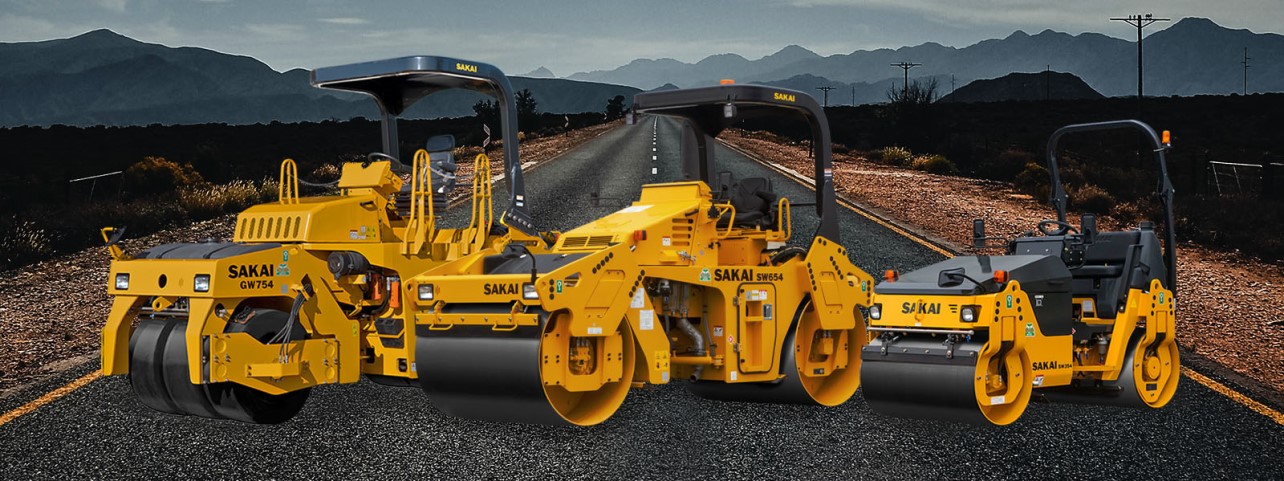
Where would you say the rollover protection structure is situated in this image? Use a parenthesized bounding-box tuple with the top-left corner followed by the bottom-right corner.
(861, 120, 1180, 425)
(404, 84, 875, 425)
(100, 56, 541, 423)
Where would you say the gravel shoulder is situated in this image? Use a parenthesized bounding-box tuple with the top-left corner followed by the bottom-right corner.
(723, 130, 1284, 394)
(0, 121, 617, 396)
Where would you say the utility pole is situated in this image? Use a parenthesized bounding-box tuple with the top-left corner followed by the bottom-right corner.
(815, 86, 835, 107)
(891, 62, 922, 97)
(950, 74, 956, 94)
(851, 85, 856, 105)
(1045, 64, 1051, 101)
(1242, 47, 1251, 95)
(1111, 13, 1169, 119)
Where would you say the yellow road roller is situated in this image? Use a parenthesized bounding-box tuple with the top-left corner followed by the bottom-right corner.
(404, 84, 875, 425)
(861, 120, 1180, 425)
(100, 56, 542, 423)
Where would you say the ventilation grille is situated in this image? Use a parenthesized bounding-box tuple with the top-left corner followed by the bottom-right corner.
(236, 215, 304, 242)
(560, 235, 614, 249)
(670, 218, 694, 247)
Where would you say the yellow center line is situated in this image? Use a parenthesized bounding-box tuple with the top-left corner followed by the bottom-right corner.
(1182, 367, 1284, 427)
(0, 371, 101, 428)
(727, 139, 1284, 426)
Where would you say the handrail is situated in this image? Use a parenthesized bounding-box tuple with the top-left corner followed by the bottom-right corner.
(278, 158, 299, 204)
(468, 153, 494, 253)
(713, 202, 736, 238)
(404, 149, 435, 255)
(775, 197, 792, 241)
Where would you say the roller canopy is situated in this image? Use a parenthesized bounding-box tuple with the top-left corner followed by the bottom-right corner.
(633, 85, 840, 241)
(310, 55, 535, 236)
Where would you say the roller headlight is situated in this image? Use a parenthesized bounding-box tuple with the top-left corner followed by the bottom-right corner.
(418, 284, 435, 301)
(114, 273, 130, 290)
(869, 303, 882, 320)
(193, 274, 210, 293)
(522, 283, 539, 300)
(960, 306, 977, 323)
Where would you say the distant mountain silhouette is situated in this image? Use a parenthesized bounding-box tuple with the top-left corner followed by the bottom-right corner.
(521, 66, 556, 78)
(569, 18, 1283, 98)
(938, 71, 1103, 103)
(0, 30, 640, 127)
(649, 83, 680, 92)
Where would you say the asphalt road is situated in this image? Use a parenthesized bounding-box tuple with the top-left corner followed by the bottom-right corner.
(2, 117, 1281, 480)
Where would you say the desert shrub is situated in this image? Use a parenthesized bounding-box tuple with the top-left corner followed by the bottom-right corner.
(1069, 184, 1116, 214)
(876, 146, 913, 166)
(0, 216, 54, 270)
(980, 148, 1036, 180)
(179, 180, 270, 219)
(123, 156, 204, 198)
(910, 154, 960, 175)
(831, 143, 851, 155)
(1014, 162, 1051, 199)
(309, 163, 341, 181)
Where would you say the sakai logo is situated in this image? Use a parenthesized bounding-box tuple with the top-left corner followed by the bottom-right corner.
(772, 92, 795, 102)
(456, 62, 478, 73)
(1032, 361, 1072, 371)
(483, 283, 521, 295)
(901, 301, 941, 315)
(712, 268, 785, 282)
(228, 264, 274, 279)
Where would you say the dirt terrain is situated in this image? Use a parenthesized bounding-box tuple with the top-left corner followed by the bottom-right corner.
(0, 122, 616, 395)
(724, 130, 1284, 393)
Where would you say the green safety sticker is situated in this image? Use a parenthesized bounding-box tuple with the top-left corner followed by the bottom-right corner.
(282, 251, 289, 262)
(1158, 292, 1165, 304)
(556, 279, 564, 293)
(1025, 322, 1035, 337)
(861, 281, 868, 292)
(699, 268, 711, 282)
(1006, 295, 1013, 309)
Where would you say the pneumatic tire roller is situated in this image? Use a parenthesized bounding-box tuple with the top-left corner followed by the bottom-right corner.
(100, 56, 543, 423)
(861, 120, 1181, 425)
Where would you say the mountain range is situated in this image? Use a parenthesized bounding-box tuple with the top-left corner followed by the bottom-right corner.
(570, 18, 1283, 100)
(0, 30, 640, 127)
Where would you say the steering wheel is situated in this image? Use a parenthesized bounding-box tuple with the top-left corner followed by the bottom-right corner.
(1037, 219, 1078, 236)
(364, 152, 397, 165)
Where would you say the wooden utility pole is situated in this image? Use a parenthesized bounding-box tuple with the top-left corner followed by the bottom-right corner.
(891, 61, 921, 97)
(1110, 14, 1169, 118)
(815, 86, 835, 107)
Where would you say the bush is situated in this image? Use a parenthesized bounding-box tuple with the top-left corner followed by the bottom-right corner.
(980, 148, 1036, 180)
(1069, 184, 1116, 215)
(123, 156, 204, 198)
(0, 216, 53, 270)
(876, 146, 913, 166)
(179, 180, 271, 220)
(1014, 162, 1051, 199)
(910, 154, 959, 175)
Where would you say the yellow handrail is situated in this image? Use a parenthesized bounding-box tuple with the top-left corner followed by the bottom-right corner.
(775, 197, 792, 241)
(404, 149, 434, 255)
(713, 202, 736, 238)
(468, 153, 494, 252)
(278, 158, 299, 204)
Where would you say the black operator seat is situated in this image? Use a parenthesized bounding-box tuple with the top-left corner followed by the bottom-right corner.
(1067, 222, 1165, 319)
(397, 134, 458, 217)
(722, 177, 777, 229)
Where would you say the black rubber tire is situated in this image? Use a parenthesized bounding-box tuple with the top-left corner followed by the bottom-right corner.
(205, 308, 312, 424)
(128, 319, 183, 414)
(160, 321, 222, 419)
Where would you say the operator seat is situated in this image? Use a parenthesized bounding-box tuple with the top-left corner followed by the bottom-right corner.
(396, 134, 458, 218)
(719, 177, 777, 229)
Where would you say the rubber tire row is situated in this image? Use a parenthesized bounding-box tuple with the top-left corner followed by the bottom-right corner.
(128, 310, 311, 424)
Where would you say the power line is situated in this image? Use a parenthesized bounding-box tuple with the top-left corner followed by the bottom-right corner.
(1110, 13, 1169, 118)
(815, 86, 835, 107)
(890, 61, 921, 97)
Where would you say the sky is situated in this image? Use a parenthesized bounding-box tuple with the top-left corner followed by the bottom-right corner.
(0, 0, 1279, 75)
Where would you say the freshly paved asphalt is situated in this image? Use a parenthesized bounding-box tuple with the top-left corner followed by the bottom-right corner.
(2, 117, 1280, 480)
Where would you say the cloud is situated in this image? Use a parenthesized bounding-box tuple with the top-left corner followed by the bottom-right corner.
(319, 17, 369, 25)
(92, 0, 129, 13)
